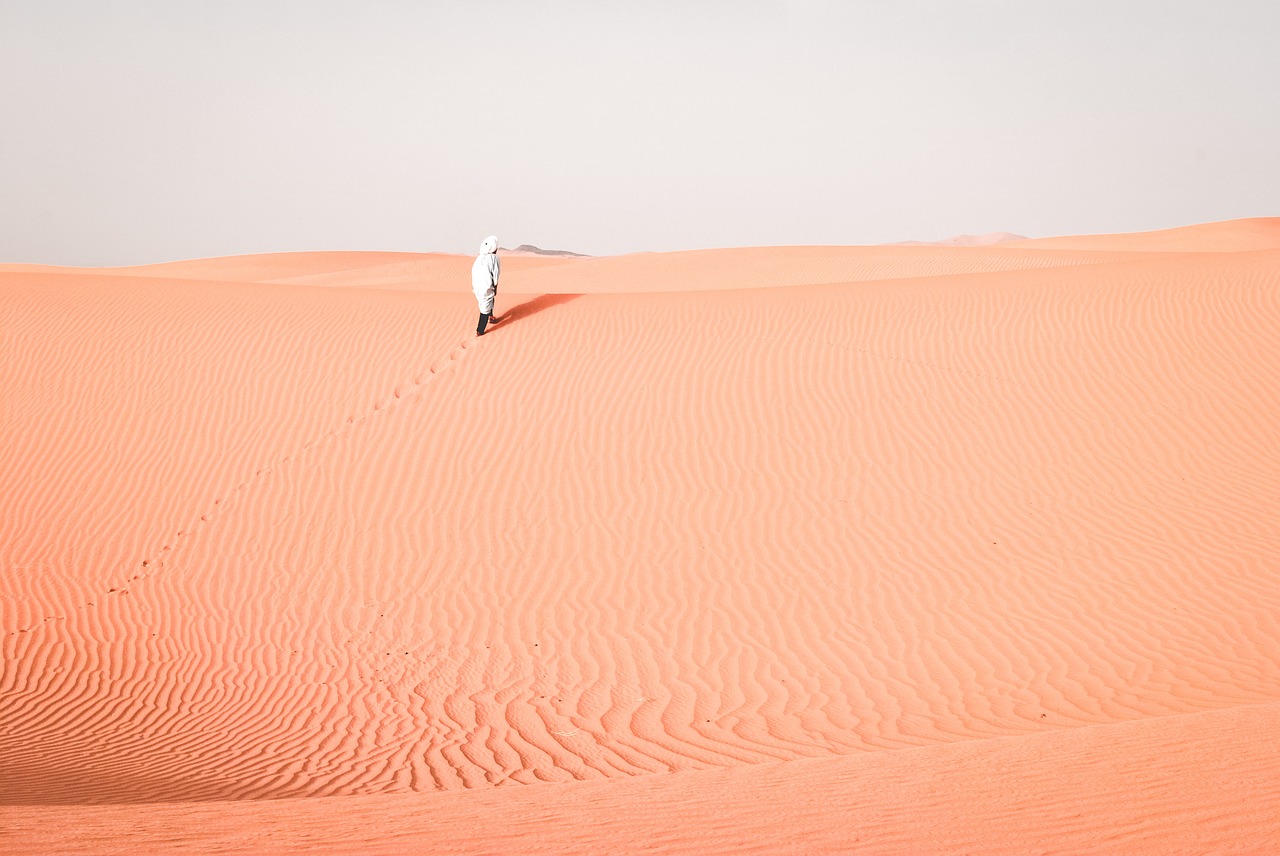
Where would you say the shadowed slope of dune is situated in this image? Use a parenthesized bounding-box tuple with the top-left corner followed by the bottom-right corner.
(2, 219, 1279, 850)
(7, 702, 1279, 854)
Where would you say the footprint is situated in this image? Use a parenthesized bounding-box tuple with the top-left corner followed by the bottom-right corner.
(133, 341, 478, 577)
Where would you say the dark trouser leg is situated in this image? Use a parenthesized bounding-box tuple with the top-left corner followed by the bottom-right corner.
(476, 312, 491, 335)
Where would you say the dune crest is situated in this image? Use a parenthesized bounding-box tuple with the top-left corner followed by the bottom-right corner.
(1014, 216, 1280, 252)
(891, 231, 1027, 246)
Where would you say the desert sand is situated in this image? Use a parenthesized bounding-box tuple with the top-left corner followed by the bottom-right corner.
(3, 218, 1280, 853)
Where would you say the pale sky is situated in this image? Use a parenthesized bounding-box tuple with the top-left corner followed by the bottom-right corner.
(3, 1, 1277, 265)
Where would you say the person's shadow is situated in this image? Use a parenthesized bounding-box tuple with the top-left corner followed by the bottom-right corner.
(492, 293, 580, 331)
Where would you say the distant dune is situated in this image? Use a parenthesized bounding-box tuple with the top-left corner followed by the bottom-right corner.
(1014, 217, 1280, 252)
(504, 243, 591, 258)
(891, 231, 1028, 246)
(3, 218, 1280, 853)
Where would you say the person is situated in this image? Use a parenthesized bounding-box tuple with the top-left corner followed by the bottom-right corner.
(471, 235, 501, 335)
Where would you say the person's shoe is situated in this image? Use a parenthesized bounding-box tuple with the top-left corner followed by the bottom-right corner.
(489, 315, 501, 324)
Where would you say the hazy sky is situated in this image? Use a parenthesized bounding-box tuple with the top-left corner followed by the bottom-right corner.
(3, 1, 1278, 264)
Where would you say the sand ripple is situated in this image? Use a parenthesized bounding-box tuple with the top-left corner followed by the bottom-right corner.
(3, 222, 1279, 850)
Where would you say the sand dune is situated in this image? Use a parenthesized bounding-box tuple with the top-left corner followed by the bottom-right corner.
(891, 231, 1027, 246)
(1014, 216, 1280, 253)
(8, 702, 1279, 853)
(3, 219, 1279, 851)
(2, 251, 576, 291)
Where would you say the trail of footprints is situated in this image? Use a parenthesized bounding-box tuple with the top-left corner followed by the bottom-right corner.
(9, 326, 1011, 636)
(9, 336, 481, 635)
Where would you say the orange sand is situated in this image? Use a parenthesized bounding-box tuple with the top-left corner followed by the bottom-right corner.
(3, 218, 1279, 852)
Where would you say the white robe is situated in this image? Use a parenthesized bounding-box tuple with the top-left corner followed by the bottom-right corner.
(471, 235, 500, 313)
